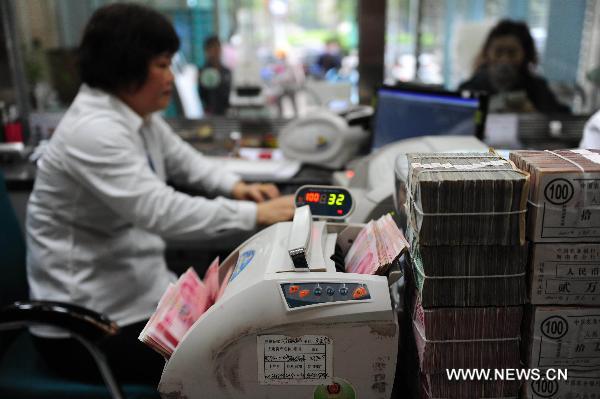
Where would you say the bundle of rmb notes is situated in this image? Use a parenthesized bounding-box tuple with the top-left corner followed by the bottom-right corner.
(407, 228, 528, 307)
(510, 149, 600, 242)
(139, 258, 229, 358)
(403, 153, 529, 307)
(344, 214, 410, 275)
(412, 297, 523, 373)
(402, 152, 528, 398)
(406, 152, 529, 246)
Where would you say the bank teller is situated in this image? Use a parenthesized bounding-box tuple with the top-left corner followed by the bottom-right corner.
(459, 19, 569, 114)
(26, 3, 294, 384)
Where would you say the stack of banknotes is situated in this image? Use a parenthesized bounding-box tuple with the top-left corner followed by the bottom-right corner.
(413, 297, 522, 372)
(139, 258, 226, 358)
(408, 228, 528, 307)
(344, 213, 410, 275)
(510, 149, 600, 242)
(345, 213, 410, 275)
(406, 153, 528, 246)
(402, 153, 529, 398)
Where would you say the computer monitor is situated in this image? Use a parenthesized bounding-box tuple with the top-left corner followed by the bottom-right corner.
(371, 85, 487, 149)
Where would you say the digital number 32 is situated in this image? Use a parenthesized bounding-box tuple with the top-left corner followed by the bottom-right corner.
(328, 193, 345, 206)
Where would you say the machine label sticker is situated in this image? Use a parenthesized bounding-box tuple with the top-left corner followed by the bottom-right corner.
(229, 249, 255, 282)
(257, 335, 333, 385)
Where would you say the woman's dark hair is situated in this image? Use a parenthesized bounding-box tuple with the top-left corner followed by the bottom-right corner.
(477, 19, 538, 70)
(204, 35, 221, 51)
(78, 3, 180, 93)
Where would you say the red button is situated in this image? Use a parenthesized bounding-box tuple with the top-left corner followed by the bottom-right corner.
(289, 285, 300, 294)
(299, 289, 310, 298)
(353, 287, 368, 299)
(337, 209, 343, 215)
(327, 383, 341, 394)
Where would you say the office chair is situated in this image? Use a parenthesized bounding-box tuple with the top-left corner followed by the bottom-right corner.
(0, 171, 158, 399)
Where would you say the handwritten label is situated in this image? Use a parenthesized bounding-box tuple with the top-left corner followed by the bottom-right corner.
(258, 335, 333, 385)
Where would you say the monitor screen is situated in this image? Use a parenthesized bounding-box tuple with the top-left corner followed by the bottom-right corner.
(371, 86, 485, 149)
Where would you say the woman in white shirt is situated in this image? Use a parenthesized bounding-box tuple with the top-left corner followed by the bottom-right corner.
(27, 3, 294, 385)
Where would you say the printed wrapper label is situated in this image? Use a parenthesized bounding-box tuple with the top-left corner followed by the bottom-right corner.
(529, 173, 600, 242)
(257, 335, 333, 385)
(526, 307, 600, 374)
(523, 372, 600, 399)
(529, 243, 600, 306)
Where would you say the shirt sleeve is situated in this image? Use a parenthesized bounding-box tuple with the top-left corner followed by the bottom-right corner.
(580, 111, 600, 149)
(61, 119, 257, 240)
(153, 115, 240, 196)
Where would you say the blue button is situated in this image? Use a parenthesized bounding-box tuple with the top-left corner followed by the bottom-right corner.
(339, 287, 348, 296)
(314, 287, 322, 296)
(326, 287, 335, 296)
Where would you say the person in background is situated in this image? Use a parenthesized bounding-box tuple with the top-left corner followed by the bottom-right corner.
(27, 3, 294, 385)
(272, 49, 304, 117)
(459, 19, 569, 114)
(313, 38, 343, 79)
(198, 35, 231, 115)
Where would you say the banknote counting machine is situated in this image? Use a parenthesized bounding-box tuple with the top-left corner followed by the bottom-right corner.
(159, 186, 400, 399)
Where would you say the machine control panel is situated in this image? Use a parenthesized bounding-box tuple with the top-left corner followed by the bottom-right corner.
(294, 185, 354, 219)
(281, 282, 370, 309)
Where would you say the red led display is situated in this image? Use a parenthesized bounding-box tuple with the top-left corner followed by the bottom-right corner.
(294, 186, 353, 219)
(305, 192, 321, 203)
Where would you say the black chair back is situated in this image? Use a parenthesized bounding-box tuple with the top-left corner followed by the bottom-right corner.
(0, 171, 28, 307)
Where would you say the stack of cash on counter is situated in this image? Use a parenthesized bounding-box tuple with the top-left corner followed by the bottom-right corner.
(511, 150, 600, 399)
(404, 152, 529, 399)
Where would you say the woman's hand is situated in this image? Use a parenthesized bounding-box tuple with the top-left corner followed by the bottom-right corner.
(232, 182, 280, 203)
(256, 195, 296, 226)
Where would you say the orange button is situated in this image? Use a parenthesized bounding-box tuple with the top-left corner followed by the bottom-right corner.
(289, 285, 300, 294)
(299, 289, 310, 298)
(353, 287, 368, 299)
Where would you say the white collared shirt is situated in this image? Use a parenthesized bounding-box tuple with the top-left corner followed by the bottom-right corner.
(580, 110, 600, 149)
(26, 85, 256, 336)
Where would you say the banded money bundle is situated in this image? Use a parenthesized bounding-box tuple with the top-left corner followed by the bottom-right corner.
(414, 323, 521, 373)
(411, 232, 528, 277)
(523, 306, 600, 373)
(414, 299, 523, 341)
(402, 152, 529, 398)
(407, 153, 529, 246)
(412, 297, 522, 373)
(410, 241, 527, 307)
(510, 149, 600, 242)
